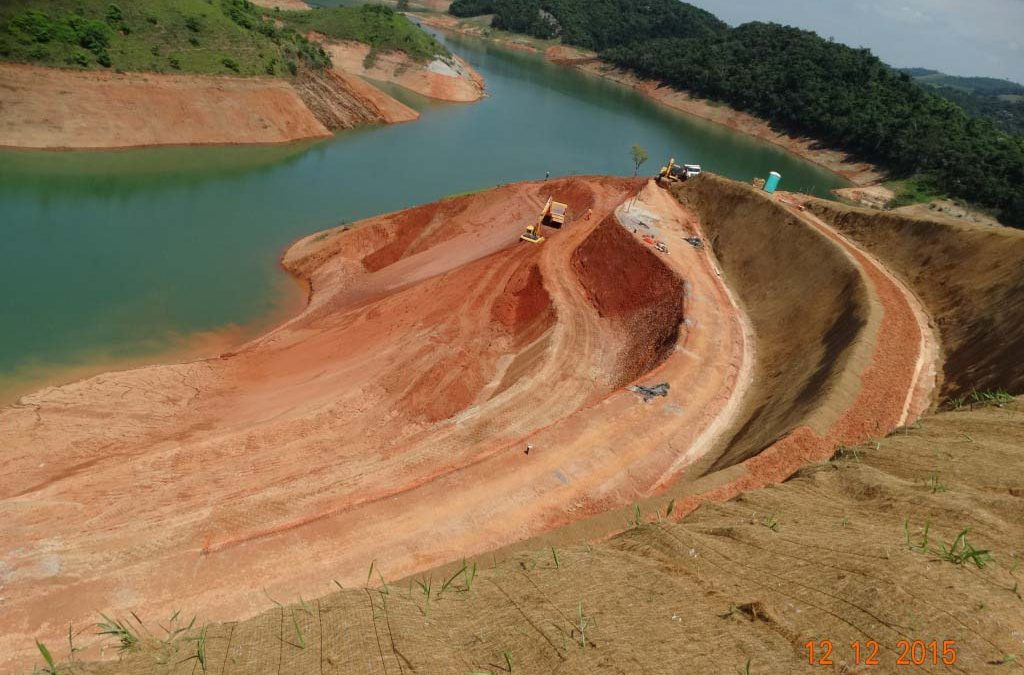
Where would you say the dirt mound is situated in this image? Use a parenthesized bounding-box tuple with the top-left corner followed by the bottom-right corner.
(73, 398, 1024, 675)
(572, 213, 685, 386)
(805, 198, 1024, 400)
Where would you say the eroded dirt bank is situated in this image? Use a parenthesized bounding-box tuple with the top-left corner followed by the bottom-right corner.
(0, 177, 752, 669)
(320, 39, 485, 102)
(804, 197, 1024, 399)
(0, 63, 415, 150)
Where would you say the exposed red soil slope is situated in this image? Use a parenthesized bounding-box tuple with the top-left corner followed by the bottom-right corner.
(321, 40, 485, 102)
(0, 63, 414, 150)
(0, 177, 753, 670)
(572, 214, 686, 387)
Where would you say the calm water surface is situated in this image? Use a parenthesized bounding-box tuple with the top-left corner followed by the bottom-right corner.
(0, 32, 848, 400)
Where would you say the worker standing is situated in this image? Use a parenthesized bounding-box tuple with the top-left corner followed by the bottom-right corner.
(545, 171, 550, 181)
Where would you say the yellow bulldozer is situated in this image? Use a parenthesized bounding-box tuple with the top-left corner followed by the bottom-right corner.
(520, 196, 568, 244)
(657, 157, 702, 184)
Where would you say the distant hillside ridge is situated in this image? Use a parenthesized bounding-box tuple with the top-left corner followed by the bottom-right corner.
(900, 67, 1024, 136)
(900, 67, 1024, 96)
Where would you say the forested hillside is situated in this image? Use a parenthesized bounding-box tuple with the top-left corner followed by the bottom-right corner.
(450, 0, 1024, 227)
(451, 0, 725, 47)
(901, 68, 1024, 136)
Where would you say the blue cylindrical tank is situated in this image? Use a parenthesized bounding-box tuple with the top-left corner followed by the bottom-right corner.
(764, 171, 781, 193)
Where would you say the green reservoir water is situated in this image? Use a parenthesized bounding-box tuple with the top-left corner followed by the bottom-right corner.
(0, 32, 848, 401)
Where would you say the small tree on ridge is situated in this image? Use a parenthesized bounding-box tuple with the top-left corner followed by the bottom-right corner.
(631, 144, 649, 176)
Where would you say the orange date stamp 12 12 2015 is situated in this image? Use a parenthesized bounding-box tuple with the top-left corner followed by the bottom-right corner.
(806, 639, 959, 667)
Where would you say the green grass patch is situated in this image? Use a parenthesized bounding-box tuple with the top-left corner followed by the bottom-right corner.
(0, 0, 330, 75)
(281, 4, 445, 62)
(884, 175, 946, 208)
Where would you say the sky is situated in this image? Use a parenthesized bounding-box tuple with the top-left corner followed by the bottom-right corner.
(685, 0, 1024, 84)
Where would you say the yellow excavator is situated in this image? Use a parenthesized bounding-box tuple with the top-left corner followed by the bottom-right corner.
(657, 157, 702, 184)
(520, 196, 568, 244)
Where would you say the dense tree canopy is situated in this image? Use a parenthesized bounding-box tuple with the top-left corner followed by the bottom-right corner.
(450, 1, 1024, 227)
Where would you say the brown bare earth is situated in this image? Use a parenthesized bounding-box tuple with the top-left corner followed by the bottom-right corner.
(320, 39, 485, 102)
(803, 196, 1024, 399)
(834, 184, 897, 209)
(0, 63, 415, 150)
(7, 174, 1023, 673)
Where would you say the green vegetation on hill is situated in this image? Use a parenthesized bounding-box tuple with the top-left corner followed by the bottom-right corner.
(900, 68, 1024, 136)
(451, 0, 726, 48)
(0, 0, 328, 75)
(281, 3, 446, 62)
(449, 2, 1024, 227)
(0, 1, 442, 76)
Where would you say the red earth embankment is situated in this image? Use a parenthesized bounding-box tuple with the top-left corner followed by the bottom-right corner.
(0, 63, 416, 150)
(0, 176, 755, 670)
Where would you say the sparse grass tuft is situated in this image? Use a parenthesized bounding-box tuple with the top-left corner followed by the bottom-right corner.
(35, 639, 59, 675)
(573, 602, 592, 648)
(935, 529, 993, 568)
(923, 471, 949, 493)
(631, 503, 644, 528)
(415, 576, 432, 617)
(96, 613, 141, 653)
(904, 517, 931, 552)
(832, 443, 862, 462)
(761, 513, 779, 532)
(288, 609, 306, 649)
(969, 389, 1013, 408)
(904, 520, 993, 568)
(184, 626, 207, 671)
(441, 561, 466, 594)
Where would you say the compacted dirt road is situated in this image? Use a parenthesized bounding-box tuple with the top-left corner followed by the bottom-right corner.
(0, 177, 751, 668)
